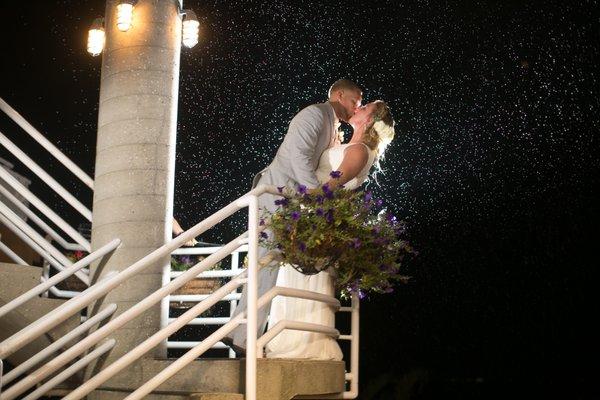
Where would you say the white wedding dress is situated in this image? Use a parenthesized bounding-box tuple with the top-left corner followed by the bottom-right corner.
(265, 143, 376, 359)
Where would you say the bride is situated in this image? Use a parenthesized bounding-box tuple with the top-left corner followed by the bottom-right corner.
(265, 99, 396, 359)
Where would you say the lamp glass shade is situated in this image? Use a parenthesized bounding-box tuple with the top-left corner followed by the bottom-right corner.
(182, 19, 200, 48)
(116, 2, 134, 31)
(87, 27, 105, 56)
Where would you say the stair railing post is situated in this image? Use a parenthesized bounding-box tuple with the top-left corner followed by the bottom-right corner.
(246, 194, 259, 400)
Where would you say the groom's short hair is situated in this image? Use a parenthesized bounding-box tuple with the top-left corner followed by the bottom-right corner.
(328, 79, 362, 99)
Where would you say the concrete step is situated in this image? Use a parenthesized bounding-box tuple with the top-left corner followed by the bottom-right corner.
(0, 262, 81, 366)
(86, 358, 345, 400)
(189, 394, 243, 400)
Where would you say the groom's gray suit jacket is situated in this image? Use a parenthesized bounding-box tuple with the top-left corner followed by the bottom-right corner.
(230, 102, 338, 347)
(252, 101, 338, 195)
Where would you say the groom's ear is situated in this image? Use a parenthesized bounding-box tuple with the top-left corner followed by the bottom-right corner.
(330, 89, 342, 102)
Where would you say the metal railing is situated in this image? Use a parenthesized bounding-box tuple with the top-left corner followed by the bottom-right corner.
(165, 245, 248, 357)
(0, 186, 268, 400)
(0, 97, 93, 189)
(0, 237, 120, 398)
(0, 239, 120, 319)
(0, 97, 93, 292)
(0, 185, 360, 400)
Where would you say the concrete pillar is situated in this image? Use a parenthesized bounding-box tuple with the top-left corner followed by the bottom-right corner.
(90, 0, 181, 364)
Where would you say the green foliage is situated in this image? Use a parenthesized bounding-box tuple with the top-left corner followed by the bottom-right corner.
(261, 175, 416, 298)
(170, 255, 222, 271)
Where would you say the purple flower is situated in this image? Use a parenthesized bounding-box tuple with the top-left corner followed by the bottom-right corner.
(259, 219, 265, 226)
(298, 242, 307, 252)
(260, 232, 269, 239)
(374, 237, 388, 246)
(330, 170, 343, 179)
(316, 208, 324, 216)
(291, 211, 301, 220)
(321, 184, 334, 199)
(277, 186, 285, 193)
(180, 255, 193, 265)
(349, 238, 362, 248)
(297, 184, 307, 195)
(274, 198, 289, 207)
(325, 209, 334, 224)
(316, 195, 324, 204)
(364, 191, 373, 202)
(386, 213, 397, 224)
(375, 199, 384, 207)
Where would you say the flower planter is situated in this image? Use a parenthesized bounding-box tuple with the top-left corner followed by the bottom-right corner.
(170, 278, 221, 309)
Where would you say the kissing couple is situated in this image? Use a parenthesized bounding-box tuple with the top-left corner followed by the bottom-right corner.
(223, 79, 396, 359)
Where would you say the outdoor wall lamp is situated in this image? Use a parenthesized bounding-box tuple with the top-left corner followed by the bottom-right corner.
(87, 18, 106, 56)
(116, 0, 136, 32)
(182, 10, 199, 48)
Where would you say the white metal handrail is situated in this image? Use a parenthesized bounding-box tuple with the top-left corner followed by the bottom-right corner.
(0, 239, 120, 318)
(0, 131, 92, 221)
(0, 165, 90, 251)
(0, 240, 26, 265)
(256, 320, 339, 357)
(0, 186, 278, 400)
(121, 285, 340, 400)
(0, 202, 88, 284)
(0, 184, 85, 251)
(1, 185, 360, 399)
(21, 339, 116, 400)
(295, 297, 360, 400)
(63, 263, 252, 400)
(0, 272, 119, 400)
(0, 97, 94, 189)
(0, 201, 75, 267)
(0, 212, 79, 283)
(1, 304, 117, 385)
(0, 232, 251, 400)
(166, 244, 247, 356)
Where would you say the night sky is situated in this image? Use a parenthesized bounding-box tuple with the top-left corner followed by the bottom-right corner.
(1, 0, 599, 398)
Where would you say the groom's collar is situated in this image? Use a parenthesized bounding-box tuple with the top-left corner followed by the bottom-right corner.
(326, 101, 340, 130)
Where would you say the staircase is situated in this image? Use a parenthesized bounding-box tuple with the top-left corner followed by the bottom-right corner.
(0, 97, 357, 399)
(0, 263, 79, 367)
(0, 258, 347, 400)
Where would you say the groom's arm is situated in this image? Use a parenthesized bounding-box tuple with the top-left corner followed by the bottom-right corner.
(284, 106, 324, 188)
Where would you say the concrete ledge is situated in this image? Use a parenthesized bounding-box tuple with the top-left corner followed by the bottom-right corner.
(92, 358, 345, 400)
(189, 394, 244, 400)
(0, 263, 80, 366)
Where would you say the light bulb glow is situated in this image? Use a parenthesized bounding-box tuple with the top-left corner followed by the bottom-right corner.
(116, 2, 134, 32)
(182, 19, 199, 48)
(87, 26, 105, 56)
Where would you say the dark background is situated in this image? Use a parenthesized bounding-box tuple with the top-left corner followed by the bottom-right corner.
(0, 0, 598, 398)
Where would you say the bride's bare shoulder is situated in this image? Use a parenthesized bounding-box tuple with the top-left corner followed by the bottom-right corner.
(342, 143, 369, 163)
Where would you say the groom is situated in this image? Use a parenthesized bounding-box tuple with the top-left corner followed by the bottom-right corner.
(224, 79, 363, 354)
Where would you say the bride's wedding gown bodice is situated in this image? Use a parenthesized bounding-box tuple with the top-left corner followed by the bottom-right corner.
(316, 143, 376, 190)
(266, 143, 375, 360)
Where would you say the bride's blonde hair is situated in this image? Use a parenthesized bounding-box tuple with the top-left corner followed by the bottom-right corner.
(361, 100, 395, 181)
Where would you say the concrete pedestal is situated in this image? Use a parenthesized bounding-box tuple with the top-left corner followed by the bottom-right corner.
(89, 0, 182, 366)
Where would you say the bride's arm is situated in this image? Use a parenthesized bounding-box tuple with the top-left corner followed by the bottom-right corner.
(324, 144, 369, 189)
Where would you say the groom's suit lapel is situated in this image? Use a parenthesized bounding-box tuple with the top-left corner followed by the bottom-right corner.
(322, 102, 336, 148)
